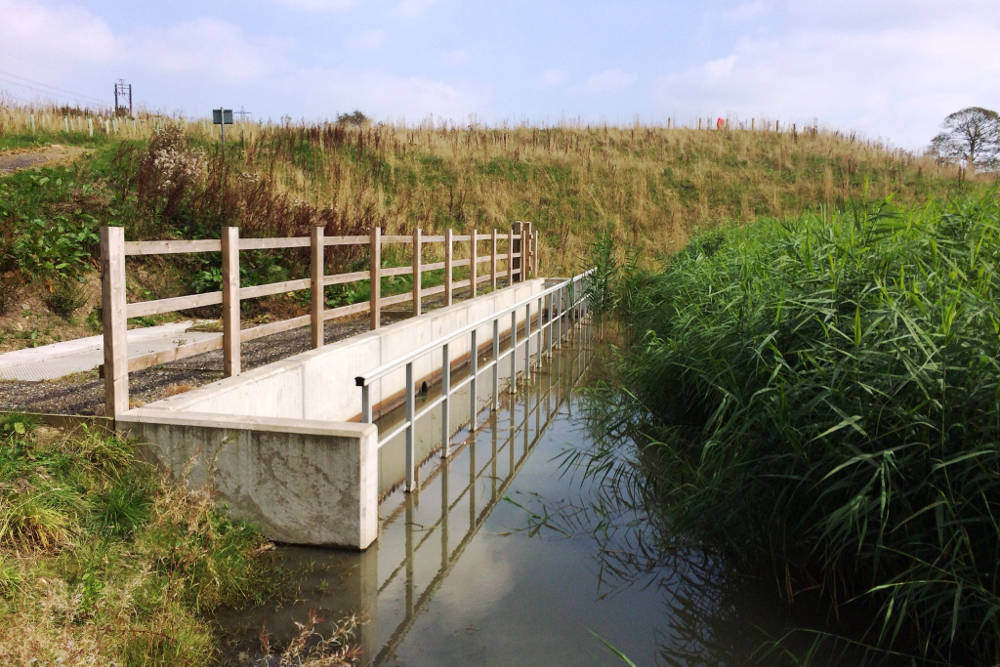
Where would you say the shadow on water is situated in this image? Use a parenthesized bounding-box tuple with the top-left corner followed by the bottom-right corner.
(216, 323, 855, 665)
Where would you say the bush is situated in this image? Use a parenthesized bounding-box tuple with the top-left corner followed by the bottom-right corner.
(600, 192, 1000, 663)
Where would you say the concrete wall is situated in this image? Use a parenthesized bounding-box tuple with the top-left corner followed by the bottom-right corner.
(145, 279, 546, 422)
(117, 409, 378, 549)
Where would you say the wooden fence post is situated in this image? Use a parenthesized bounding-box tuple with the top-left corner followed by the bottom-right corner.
(412, 227, 422, 316)
(490, 228, 497, 289)
(514, 221, 523, 282)
(535, 228, 541, 275)
(524, 222, 532, 278)
(222, 227, 241, 377)
(445, 228, 453, 306)
(370, 227, 381, 330)
(470, 227, 477, 298)
(310, 226, 324, 348)
(507, 227, 514, 285)
(101, 226, 128, 417)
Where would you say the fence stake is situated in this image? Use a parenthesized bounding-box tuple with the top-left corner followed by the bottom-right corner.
(524, 222, 532, 278)
(444, 228, 453, 306)
(310, 226, 324, 348)
(441, 342, 450, 457)
(490, 228, 497, 289)
(370, 227, 381, 330)
(405, 361, 415, 492)
(469, 329, 478, 432)
(470, 228, 477, 298)
(222, 227, 241, 377)
(514, 222, 523, 282)
(507, 227, 514, 285)
(412, 227, 422, 317)
(100, 226, 128, 417)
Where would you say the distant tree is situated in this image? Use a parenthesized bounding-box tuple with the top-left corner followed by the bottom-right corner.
(336, 110, 370, 127)
(929, 107, 1000, 171)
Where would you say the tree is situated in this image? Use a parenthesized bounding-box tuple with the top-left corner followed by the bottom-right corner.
(336, 110, 370, 127)
(929, 107, 1000, 171)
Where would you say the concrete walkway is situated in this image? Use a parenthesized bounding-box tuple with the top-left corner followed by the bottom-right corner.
(0, 321, 220, 381)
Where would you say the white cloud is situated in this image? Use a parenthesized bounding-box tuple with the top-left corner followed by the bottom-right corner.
(654, 3, 1000, 148)
(272, 0, 357, 11)
(123, 18, 288, 84)
(580, 68, 637, 95)
(392, 0, 438, 18)
(538, 69, 565, 87)
(350, 29, 386, 50)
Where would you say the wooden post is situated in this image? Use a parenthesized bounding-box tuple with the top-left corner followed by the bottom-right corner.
(470, 227, 477, 298)
(310, 226, 324, 348)
(524, 222, 532, 278)
(775, 120, 780, 132)
(100, 226, 128, 417)
(514, 221, 523, 282)
(667, 117, 671, 129)
(751, 118, 755, 132)
(507, 227, 514, 285)
(533, 228, 540, 276)
(370, 227, 381, 330)
(88, 118, 93, 137)
(445, 228, 453, 306)
(412, 227, 422, 316)
(221, 227, 240, 377)
(698, 118, 702, 131)
(490, 228, 497, 289)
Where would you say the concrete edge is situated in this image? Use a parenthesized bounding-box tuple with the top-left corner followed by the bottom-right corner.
(118, 407, 376, 440)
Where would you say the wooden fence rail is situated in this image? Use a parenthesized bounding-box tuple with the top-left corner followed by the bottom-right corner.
(100, 223, 538, 416)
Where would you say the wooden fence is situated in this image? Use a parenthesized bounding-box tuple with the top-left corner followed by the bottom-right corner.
(100, 222, 540, 417)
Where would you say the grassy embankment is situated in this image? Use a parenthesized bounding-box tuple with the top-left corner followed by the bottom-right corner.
(586, 191, 1000, 663)
(0, 413, 271, 663)
(0, 413, 360, 664)
(0, 102, 972, 351)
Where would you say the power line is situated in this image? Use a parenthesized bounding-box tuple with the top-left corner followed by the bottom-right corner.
(0, 69, 106, 106)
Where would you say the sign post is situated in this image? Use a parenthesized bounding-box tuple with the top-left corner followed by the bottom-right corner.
(212, 108, 234, 159)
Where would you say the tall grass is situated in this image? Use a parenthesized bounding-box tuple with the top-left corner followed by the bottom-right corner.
(589, 191, 1000, 663)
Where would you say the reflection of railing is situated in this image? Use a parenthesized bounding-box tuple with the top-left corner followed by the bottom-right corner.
(355, 269, 593, 492)
(373, 333, 591, 665)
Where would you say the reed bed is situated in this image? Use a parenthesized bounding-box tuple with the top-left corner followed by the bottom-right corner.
(588, 191, 1000, 663)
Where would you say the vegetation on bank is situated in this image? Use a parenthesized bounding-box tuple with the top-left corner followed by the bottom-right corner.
(1, 102, 975, 350)
(0, 413, 359, 665)
(585, 191, 1000, 663)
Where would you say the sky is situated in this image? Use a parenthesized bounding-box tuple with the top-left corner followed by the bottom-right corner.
(1, 0, 998, 150)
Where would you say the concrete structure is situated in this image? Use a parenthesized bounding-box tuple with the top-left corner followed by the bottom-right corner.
(116, 279, 549, 550)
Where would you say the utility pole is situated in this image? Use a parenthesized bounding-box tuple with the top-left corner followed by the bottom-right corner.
(113, 79, 132, 117)
(234, 106, 252, 122)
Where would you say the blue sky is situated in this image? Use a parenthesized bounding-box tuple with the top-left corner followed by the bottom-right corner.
(2, 0, 998, 149)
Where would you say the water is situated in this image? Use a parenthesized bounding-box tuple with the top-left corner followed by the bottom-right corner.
(219, 332, 827, 665)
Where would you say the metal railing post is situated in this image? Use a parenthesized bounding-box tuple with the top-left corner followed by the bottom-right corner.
(441, 343, 450, 457)
(524, 302, 531, 381)
(510, 310, 517, 393)
(405, 361, 415, 492)
(361, 384, 371, 423)
(469, 329, 478, 432)
(492, 318, 500, 410)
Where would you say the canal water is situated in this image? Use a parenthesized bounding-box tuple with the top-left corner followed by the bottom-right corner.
(219, 330, 825, 665)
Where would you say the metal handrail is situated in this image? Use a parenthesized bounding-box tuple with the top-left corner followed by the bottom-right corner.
(355, 269, 592, 388)
(355, 268, 593, 493)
